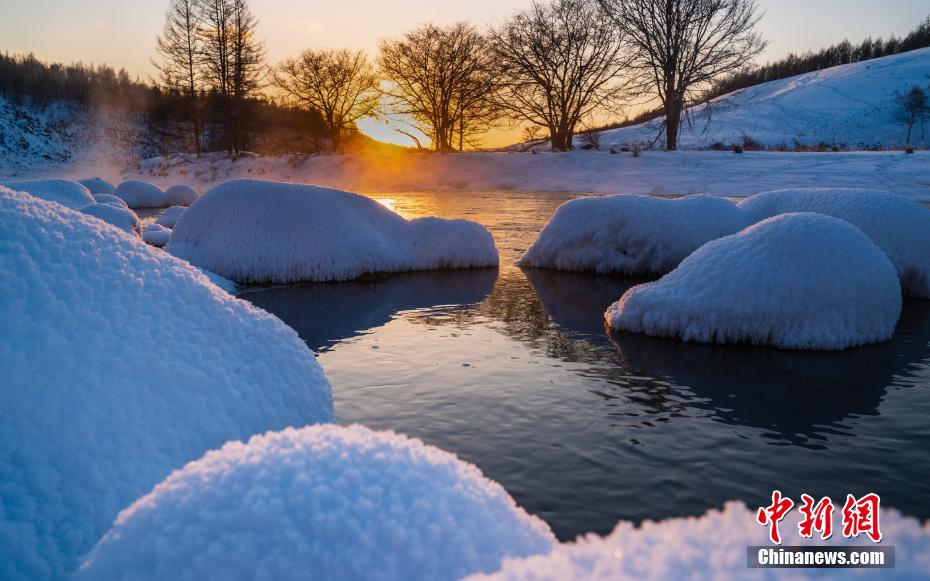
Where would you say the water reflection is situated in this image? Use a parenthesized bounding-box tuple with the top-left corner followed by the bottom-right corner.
(240, 268, 498, 352)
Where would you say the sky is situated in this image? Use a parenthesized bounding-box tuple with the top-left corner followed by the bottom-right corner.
(1, 0, 928, 146)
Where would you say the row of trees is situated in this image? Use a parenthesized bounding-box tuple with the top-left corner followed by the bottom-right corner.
(708, 17, 930, 100)
(239, 0, 766, 152)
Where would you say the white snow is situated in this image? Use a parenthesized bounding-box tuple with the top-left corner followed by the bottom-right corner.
(163, 183, 198, 206)
(154, 204, 186, 228)
(80, 202, 141, 235)
(114, 179, 166, 208)
(519, 194, 747, 275)
(606, 213, 902, 350)
(78, 177, 116, 196)
(470, 502, 930, 580)
(79, 424, 556, 581)
(597, 47, 930, 150)
(167, 179, 499, 283)
(142, 223, 171, 247)
(739, 188, 930, 298)
(0, 187, 333, 579)
(92, 193, 128, 208)
(1, 178, 95, 209)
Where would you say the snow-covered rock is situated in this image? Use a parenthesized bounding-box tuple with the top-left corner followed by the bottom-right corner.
(79, 425, 555, 581)
(0, 186, 333, 579)
(470, 502, 930, 580)
(80, 202, 141, 235)
(142, 223, 171, 247)
(78, 177, 116, 196)
(519, 194, 747, 275)
(163, 183, 198, 206)
(1, 178, 95, 210)
(93, 193, 128, 208)
(154, 204, 186, 228)
(606, 213, 902, 350)
(739, 188, 930, 298)
(168, 179, 499, 283)
(114, 179, 166, 208)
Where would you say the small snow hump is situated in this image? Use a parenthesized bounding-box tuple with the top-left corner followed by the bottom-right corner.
(606, 213, 902, 350)
(740, 187, 930, 298)
(0, 187, 333, 578)
(78, 425, 555, 581)
(1, 178, 96, 210)
(114, 179, 166, 208)
(167, 179, 499, 284)
(78, 177, 116, 196)
(163, 183, 198, 206)
(519, 194, 748, 276)
(80, 202, 141, 235)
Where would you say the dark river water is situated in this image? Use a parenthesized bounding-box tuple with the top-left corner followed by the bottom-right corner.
(235, 190, 930, 541)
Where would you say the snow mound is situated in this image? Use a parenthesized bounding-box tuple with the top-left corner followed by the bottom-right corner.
(470, 502, 930, 580)
(80, 202, 141, 235)
(167, 179, 499, 283)
(163, 183, 198, 206)
(0, 187, 333, 579)
(1, 178, 95, 209)
(79, 424, 555, 581)
(739, 188, 930, 298)
(142, 223, 171, 247)
(519, 194, 747, 275)
(154, 204, 186, 228)
(606, 213, 902, 350)
(114, 179, 166, 208)
(93, 193, 128, 208)
(78, 177, 116, 196)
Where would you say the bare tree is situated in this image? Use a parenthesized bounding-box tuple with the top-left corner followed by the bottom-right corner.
(153, 0, 203, 155)
(199, 0, 264, 151)
(378, 23, 498, 152)
(491, 0, 630, 151)
(274, 50, 379, 152)
(893, 85, 928, 144)
(600, 0, 766, 150)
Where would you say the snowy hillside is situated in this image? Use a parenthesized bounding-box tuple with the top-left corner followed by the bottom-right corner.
(596, 47, 930, 150)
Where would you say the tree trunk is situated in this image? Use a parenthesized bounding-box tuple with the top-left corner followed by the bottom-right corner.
(665, 99, 681, 151)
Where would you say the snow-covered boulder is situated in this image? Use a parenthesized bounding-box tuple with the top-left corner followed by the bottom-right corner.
(606, 213, 902, 350)
(469, 502, 930, 580)
(80, 202, 141, 235)
(78, 177, 116, 196)
(0, 187, 333, 579)
(114, 179, 166, 208)
(740, 188, 930, 298)
(519, 194, 747, 275)
(163, 183, 198, 206)
(93, 193, 128, 208)
(142, 223, 171, 247)
(168, 179, 499, 283)
(154, 204, 186, 228)
(1, 178, 95, 210)
(79, 425, 555, 581)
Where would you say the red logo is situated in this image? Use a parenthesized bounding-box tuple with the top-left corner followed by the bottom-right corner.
(756, 492, 882, 544)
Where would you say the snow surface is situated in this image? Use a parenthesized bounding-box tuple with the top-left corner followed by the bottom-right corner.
(596, 47, 930, 150)
(114, 179, 166, 208)
(1, 178, 95, 209)
(0, 187, 333, 579)
(470, 502, 930, 580)
(154, 204, 186, 228)
(92, 193, 128, 208)
(519, 194, 747, 275)
(78, 178, 116, 196)
(167, 179, 499, 283)
(606, 213, 902, 350)
(739, 188, 930, 298)
(164, 183, 198, 206)
(79, 424, 556, 581)
(80, 202, 141, 235)
(142, 223, 171, 247)
(126, 149, 930, 201)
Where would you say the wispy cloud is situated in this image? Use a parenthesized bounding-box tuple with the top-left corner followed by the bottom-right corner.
(287, 19, 326, 33)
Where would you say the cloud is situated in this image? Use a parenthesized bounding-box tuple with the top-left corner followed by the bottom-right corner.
(287, 19, 326, 33)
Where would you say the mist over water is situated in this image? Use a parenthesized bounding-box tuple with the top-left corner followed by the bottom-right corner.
(240, 190, 930, 540)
